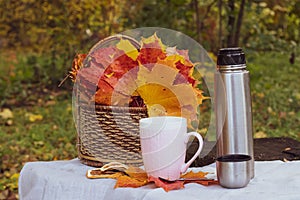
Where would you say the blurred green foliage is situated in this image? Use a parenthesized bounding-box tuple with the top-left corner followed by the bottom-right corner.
(0, 0, 298, 108)
(0, 0, 130, 53)
(242, 0, 300, 51)
(0, 0, 299, 54)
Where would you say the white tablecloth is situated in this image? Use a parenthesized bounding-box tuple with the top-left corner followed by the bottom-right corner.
(19, 159, 300, 200)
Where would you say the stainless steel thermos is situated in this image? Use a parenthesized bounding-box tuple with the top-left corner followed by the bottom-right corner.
(215, 48, 254, 188)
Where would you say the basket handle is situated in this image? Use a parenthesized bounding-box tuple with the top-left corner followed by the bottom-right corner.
(58, 34, 140, 87)
(89, 34, 141, 53)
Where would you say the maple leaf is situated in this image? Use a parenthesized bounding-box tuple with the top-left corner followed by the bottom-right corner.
(175, 49, 192, 62)
(148, 176, 184, 192)
(116, 38, 139, 60)
(137, 33, 167, 68)
(78, 65, 105, 87)
(174, 61, 195, 86)
(76, 41, 139, 105)
(93, 79, 114, 105)
(180, 170, 219, 186)
(73, 33, 208, 125)
(160, 47, 196, 86)
(75, 47, 115, 96)
(180, 170, 208, 179)
(92, 44, 139, 105)
(69, 54, 87, 82)
(133, 36, 206, 126)
(90, 46, 120, 68)
(111, 68, 141, 106)
(114, 175, 148, 188)
(124, 166, 148, 181)
(137, 83, 181, 117)
(86, 163, 217, 191)
(134, 64, 200, 126)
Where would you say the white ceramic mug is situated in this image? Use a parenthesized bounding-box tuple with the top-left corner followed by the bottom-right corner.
(139, 116, 203, 181)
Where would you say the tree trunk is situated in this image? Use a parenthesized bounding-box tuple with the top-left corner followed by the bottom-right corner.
(193, 0, 201, 43)
(227, 0, 235, 47)
(234, 0, 246, 46)
(218, 0, 223, 49)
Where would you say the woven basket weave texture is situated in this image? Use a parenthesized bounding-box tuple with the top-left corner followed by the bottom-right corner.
(77, 103, 148, 167)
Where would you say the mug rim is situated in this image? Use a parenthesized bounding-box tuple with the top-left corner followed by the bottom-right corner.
(140, 116, 186, 124)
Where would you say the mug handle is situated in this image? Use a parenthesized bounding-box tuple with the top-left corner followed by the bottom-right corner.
(180, 132, 204, 173)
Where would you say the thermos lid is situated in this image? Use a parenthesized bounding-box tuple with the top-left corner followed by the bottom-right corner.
(217, 47, 246, 66)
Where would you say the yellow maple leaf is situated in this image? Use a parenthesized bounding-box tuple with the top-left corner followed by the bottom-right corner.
(181, 170, 208, 179)
(136, 83, 181, 117)
(159, 50, 194, 72)
(116, 38, 139, 60)
(140, 32, 166, 51)
(134, 64, 200, 126)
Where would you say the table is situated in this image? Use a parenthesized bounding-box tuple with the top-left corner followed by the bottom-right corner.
(19, 158, 300, 200)
(188, 137, 300, 167)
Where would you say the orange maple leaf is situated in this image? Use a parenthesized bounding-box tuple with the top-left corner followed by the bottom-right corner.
(124, 166, 148, 181)
(114, 175, 148, 188)
(148, 176, 184, 192)
(113, 166, 149, 189)
(180, 170, 208, 179)
(180, 171, 219, 186)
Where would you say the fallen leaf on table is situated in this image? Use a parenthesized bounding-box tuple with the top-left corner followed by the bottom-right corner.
(148, 176, 184, 192)
(114, 166, 149, 188)
(114, 175, 148, 188)
(181, 170, 208, 179)
(184, 179, 219, 186)
(124, 166, 148, 181)
(86, 162, 218, 191)
(86, 163, 149, 188)
(181, 170, 219, 186)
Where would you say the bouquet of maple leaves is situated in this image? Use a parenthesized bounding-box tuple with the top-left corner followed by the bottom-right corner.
(68, 34, 207, 128)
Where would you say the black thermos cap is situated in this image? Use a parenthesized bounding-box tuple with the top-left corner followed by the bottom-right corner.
(217, 47, 246, 65)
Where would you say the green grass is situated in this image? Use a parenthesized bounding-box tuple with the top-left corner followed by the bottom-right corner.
(0, 99, 77, 198)
(247, 50, 300, 140)
(0, 51, 76, 199)
(0, 50, 299, 198)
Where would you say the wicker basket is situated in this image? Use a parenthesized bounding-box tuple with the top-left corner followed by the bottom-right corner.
(75, 35, 148, 167)
(76, 102, 148, 167)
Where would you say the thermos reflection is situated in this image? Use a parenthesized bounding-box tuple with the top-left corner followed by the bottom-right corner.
(215, 47, 254, 179)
